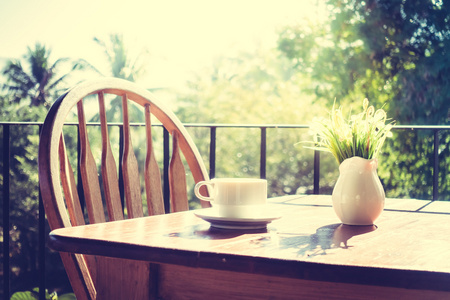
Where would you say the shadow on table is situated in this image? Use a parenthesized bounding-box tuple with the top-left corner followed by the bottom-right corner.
(167, 224, 268, 240)
(278, 223, 377, 258)
(166, 223, 375, 258)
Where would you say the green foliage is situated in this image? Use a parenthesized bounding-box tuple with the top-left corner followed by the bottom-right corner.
(277, 16, 375, 103)
(0, 45, 74, 296)
(90, 35, 149, 123)
(379, 129, 450, 200)
(1, 42, 92, 111)
(93, 33, 148, 81)
(349, 0, 450, 124)
(277, 0, 450, 199)
(10, 288, 76, 300)
(278, 0, 450, 125)
(0, 114, 40, 291)
(175, 47, 330, 196)
(0, 117, 71, 295)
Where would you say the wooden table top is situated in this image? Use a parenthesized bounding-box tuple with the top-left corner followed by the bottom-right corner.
(49, 195, 450, 292)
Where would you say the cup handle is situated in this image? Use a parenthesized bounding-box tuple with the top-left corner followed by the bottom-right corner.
(194, 181, 214, 201)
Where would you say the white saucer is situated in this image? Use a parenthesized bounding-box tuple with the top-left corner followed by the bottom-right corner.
(194, 208, 281, 230)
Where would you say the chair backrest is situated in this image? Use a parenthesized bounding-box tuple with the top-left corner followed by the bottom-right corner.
(39, 78, 210, 299)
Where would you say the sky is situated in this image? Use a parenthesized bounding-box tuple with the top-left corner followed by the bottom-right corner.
(0, 0, 328, 88)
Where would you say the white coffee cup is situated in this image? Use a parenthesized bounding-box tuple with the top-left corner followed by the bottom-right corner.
(194, 178, 267, 218)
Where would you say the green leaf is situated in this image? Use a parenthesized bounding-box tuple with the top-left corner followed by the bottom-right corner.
(58, 294, 77, 300)
(10, 291, 38, 300)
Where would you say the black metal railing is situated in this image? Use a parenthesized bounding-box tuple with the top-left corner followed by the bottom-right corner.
(1, 122, 449, 299)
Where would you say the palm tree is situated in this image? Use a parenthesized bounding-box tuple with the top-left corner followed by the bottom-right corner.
(94, 33, 148, 81)
(1, 42, 92, 107)
(0, 43, 93, 294)
(93, 34, 150, 122)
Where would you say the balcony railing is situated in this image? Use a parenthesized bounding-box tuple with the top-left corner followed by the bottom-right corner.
(1, 122, 449, 299)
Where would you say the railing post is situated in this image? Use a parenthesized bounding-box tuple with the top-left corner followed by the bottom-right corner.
(313, 150, 320, 194)
(260, 127, 267, 179)
(118, 125, 125, 209)
(2, 124, 10, 299)
(38, 125, 46, 300)
(76, 125, 86, 212)
(433, 130, 440, 201)
(209, 127, 216, 179)
(163, 128, 170, 213)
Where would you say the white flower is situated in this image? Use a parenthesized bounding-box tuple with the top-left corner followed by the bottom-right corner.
(304, 98, 395, 164)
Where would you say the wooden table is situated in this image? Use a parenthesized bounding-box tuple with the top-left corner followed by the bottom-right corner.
(49, 195, 450, 299)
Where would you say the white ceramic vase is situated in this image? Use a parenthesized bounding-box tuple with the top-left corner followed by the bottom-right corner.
(332, 157, 385, 226)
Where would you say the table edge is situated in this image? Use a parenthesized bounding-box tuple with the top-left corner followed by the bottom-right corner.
(48, 232, 450, 292)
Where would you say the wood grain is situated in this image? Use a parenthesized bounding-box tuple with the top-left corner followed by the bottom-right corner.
(39, 78, 212, 299)
(98, 91, 124, 221)
(144, 104, 164, 215)
(121, 94, 143, 218)
(96, 257, 152, 299)
(59, 134, 85, 226)
(49, 196, 450, 294)
(169, 131, 189, 212)
(77, 100, 105, 224)
(159, 264, 449, 300)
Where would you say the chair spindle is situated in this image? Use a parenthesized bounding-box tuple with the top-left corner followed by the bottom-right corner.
(144, 104, 164, 215)
(121, 94, 144, 218)
(169, 131, 189, 212)
(77, 100, 106, 224)
(98, 92, 124, 221)
(59, 135, 85, 226)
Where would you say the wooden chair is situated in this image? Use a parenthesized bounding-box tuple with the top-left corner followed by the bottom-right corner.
(39, 78, 210, 299)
